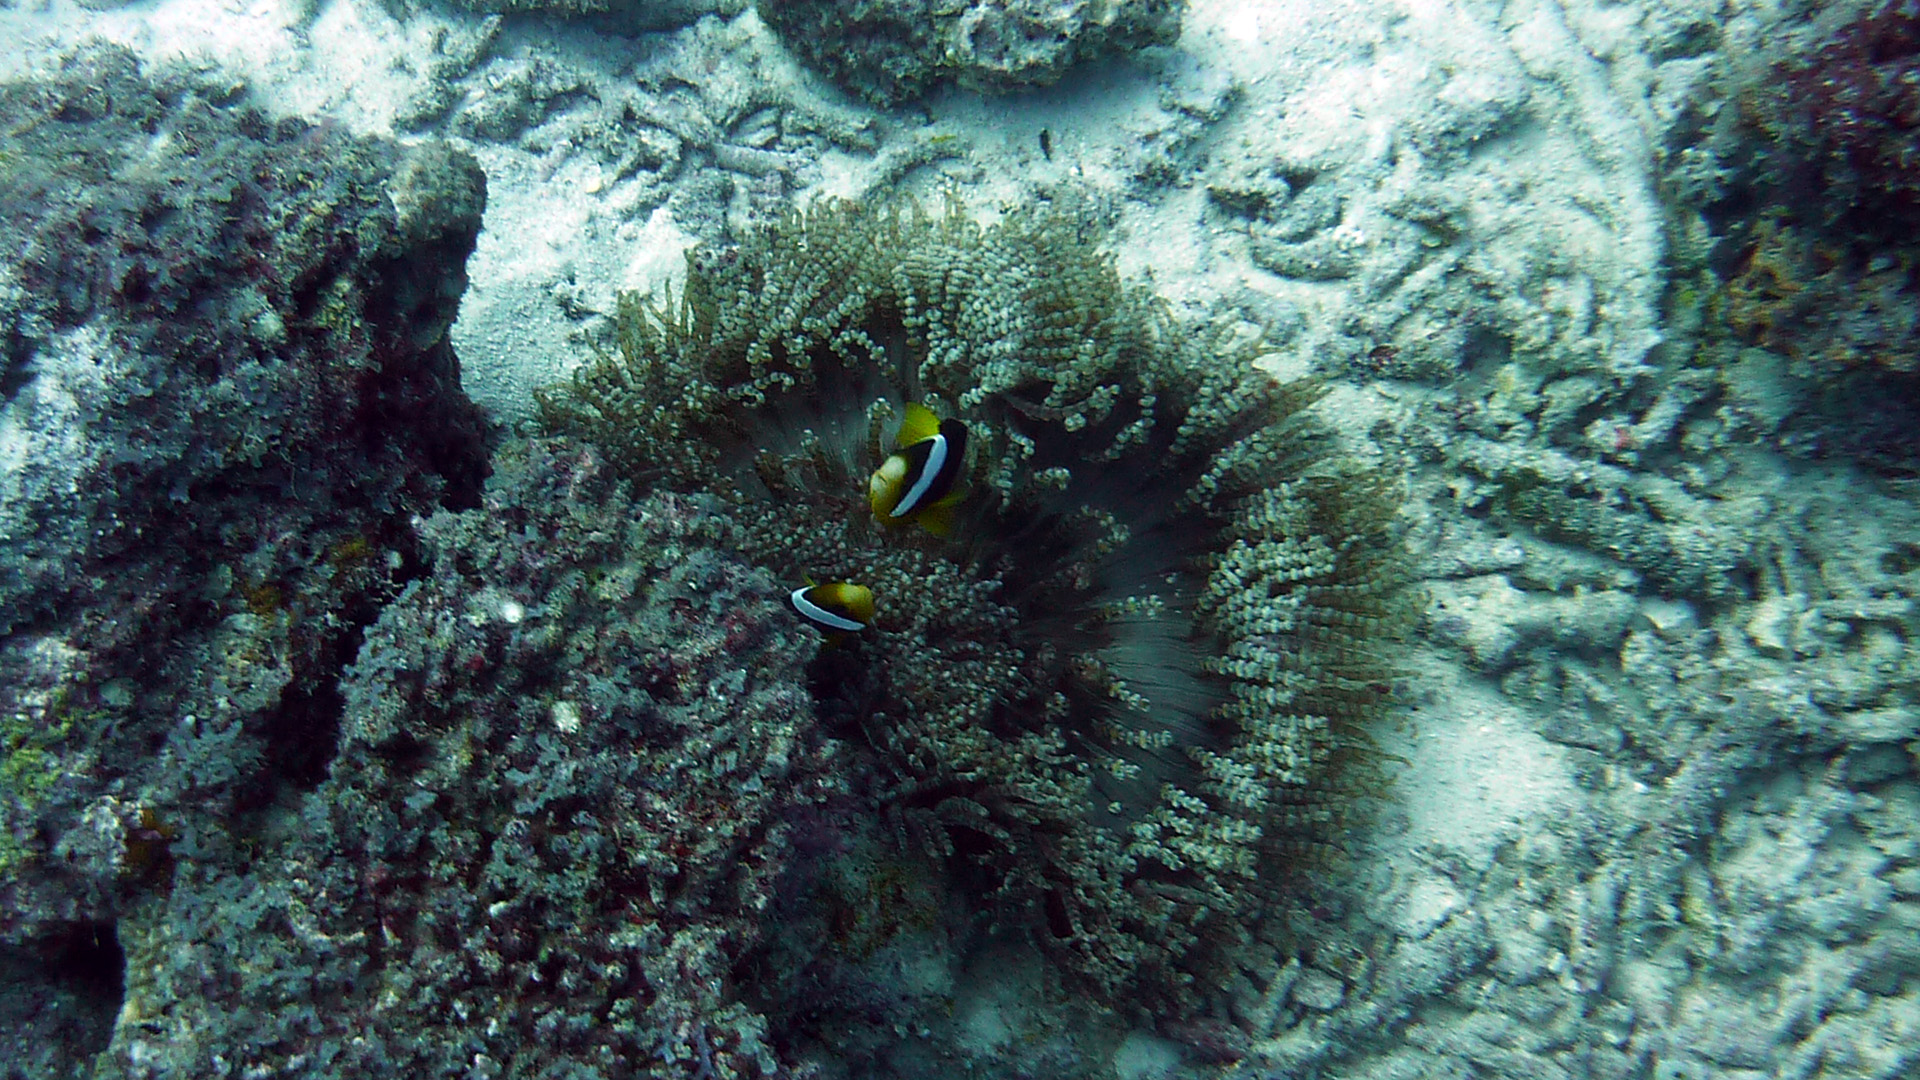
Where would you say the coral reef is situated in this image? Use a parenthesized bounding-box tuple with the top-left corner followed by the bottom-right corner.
(538, 197, 1409, 1019)
(95, 438, 834, 1078)
(755, 0, 1184, 106)
(1674, 0, 1920, 418)
(0, 45, 490, 1073)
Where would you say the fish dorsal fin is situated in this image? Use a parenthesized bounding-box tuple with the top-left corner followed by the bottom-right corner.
(896, 402, 943, 448)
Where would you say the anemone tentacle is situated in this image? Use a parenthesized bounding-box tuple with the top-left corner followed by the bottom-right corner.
(537, 197, 1411, 1014)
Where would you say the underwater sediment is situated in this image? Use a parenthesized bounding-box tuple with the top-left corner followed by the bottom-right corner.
(539, 196, 1411, 1021)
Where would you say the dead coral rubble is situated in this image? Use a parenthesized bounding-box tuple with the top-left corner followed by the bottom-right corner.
(96, 439, 833, 1079)
(756, 0, 1184, 105)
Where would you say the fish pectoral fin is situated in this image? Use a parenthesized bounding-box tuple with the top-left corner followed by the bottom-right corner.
(896, 402, 943, 446)
(912, 499, 962, 539)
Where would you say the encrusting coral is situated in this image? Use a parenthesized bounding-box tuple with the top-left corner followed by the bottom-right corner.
(538, 197, 1409, 1016)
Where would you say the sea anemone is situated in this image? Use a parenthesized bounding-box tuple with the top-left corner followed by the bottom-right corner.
(536, 197, 1408, 1013)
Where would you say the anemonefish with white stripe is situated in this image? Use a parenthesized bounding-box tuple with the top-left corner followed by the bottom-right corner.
(868, 403, 969, 537)
(789, 581, 875, 638)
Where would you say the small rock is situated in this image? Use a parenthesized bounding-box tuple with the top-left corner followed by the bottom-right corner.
(1289, 969, 1345, 1011)
(1744, 593, 1805, 658)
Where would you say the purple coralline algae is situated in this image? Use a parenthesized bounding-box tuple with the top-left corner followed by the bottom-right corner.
(1765, 0, 1920, 236)
(1695, 1, 1920, 402)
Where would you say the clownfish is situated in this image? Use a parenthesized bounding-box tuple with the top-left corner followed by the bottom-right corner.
(868, 403, 969, 537)
(789, 581, 875, 636)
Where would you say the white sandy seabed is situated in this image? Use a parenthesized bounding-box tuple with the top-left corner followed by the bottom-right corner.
(5, 0, 1918, 1077)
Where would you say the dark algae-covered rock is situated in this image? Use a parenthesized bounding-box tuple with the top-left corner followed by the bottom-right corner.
(539, 198, 1411, 1028)
(99, 439, 832, 1078)
(0, 46, 490, 1075)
